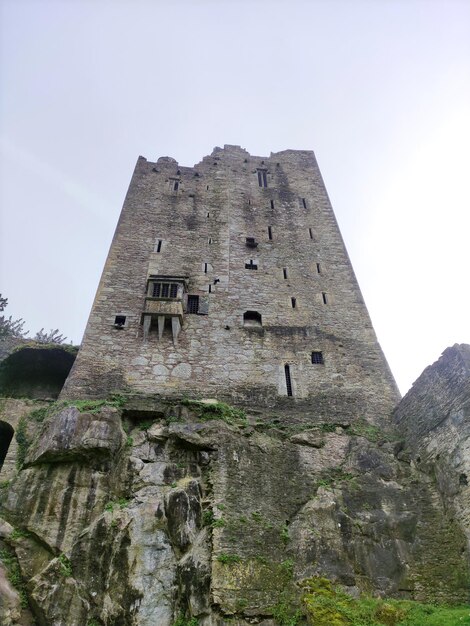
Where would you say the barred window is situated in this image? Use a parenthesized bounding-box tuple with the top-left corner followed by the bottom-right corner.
(187, 295, 199, 314)
(152, 282, 179, 298)
(311, 351, 324, 365)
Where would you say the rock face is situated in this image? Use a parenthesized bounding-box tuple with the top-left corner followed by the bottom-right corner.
(1, 390, 470, 626)
(394, 343, 470, 542)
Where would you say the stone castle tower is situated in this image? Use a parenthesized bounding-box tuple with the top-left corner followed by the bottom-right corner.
(62, 145, 399, 421)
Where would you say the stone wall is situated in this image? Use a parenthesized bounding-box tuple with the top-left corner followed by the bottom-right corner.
(62, 145, 399, 423)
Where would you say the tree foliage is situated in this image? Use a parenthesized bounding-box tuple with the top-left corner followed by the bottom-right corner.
(0, 294, 27, 339)
(0, 294, 66, 343)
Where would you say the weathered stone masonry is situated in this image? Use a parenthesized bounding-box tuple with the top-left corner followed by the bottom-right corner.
(62, 145, 399, 421)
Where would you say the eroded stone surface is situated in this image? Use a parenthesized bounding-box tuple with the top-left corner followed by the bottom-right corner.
(0, 398, 469, 625)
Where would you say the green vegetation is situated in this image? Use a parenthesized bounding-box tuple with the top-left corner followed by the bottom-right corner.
(70, 394, 126, 414)
(217, 553, 242, 564)
(212, 518, 226, 528)
(301, 577, 470, 626)
(0, 547, 28, 607)
(15, 416, 30, 469)
(58, 553, 73, 577)
(172, 616, 198, 626)
(0, 479, 10, 489)
(181, 399, 247, 426)
(10, 528, 30, 541)
(314, 468, 357, 491)
(105, 498, 130, 512)
(346, 420, 398, 443)
(280, 523, 290, 544)
(126, 435, 134, 447)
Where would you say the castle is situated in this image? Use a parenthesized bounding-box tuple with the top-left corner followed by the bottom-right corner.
(63, 145, 399, 422)
(1, 146, 470, 626)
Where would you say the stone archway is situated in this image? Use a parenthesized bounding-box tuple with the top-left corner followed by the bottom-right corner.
(0, 421, 14, 472)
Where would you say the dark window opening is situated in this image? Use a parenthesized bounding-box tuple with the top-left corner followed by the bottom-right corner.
(207, 212, 210, 217)
(173, 181, 179, 191)
(187, 295, 200, 314)
(283, 268, 288, 279)
(257, 170, 268, 187)
(208, 284, 212, 293)
(156, 240, 162, 253)
(284, 364, 293, 397)
(206, 185, 209, 190)
(243, 311, 262, 326)
(291, 297, 296, 308)
(322, 292, 328, 304)
(114, 315, 126, 328)
(460, 473, 468, 486)
(302, 198, 307, 209)
(270, 200, 274, 209)
(152, 283, 179, 298)
(245, 260, 258, 270)
(208, 238, 212, 244)
(268, 226, 273, 240)
(311, 351, 324, 365)
(204, 263, 208, 274)
(246, 237, 258, 248)
(309, 228, 313, 239)
(0, 421, 14, 472)
(316, 262, 321, 274)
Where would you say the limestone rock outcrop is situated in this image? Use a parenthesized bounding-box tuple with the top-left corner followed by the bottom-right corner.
(1, 389, 469, 625)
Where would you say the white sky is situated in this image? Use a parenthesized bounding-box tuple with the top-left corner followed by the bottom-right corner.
(0, 0, 469, 395)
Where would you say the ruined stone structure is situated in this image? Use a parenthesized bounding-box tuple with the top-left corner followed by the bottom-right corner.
(62, 145, 399, 423)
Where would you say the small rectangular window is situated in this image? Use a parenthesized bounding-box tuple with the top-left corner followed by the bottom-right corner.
(156, 240, 162, 253)
(311, 351, 324, 365)
(245, 260, 258, 270)
(283, 268, 288, 279)
(302, 198, 307, 209)
(270, 200, 274, 209)
(316, 263, 321, 274)
(322, 292, 328, 304)
(291, 297, 296, 308)
(208, 237, 212, 244)
(187, 295, 199, 314)
(161, 284, 169, 297)
(268, 226, 273, 240)
(173, 181, 179, 191)
(114, 315, 126, 327)
(152, 283, 161, 297)
(208, 284, 212, 293)
(309, 228, 313, 239)
(169, 284, 178, 298)
(204, 263, 208, 274)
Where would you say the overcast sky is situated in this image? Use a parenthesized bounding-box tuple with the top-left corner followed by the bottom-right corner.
(1, 0, 469, 395)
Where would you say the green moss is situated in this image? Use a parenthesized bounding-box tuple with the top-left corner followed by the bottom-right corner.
(180, 399, 247, 426)
(172, 617, 198, 626)
(15, 416, 30, 469)
(58, 553, 73, 577)
(217, 553, 242, 564)
(0, 547, 29, 607)
(301, 577, 470, 626)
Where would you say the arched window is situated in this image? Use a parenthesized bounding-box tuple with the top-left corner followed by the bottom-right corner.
(0, 421, 14, 472)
